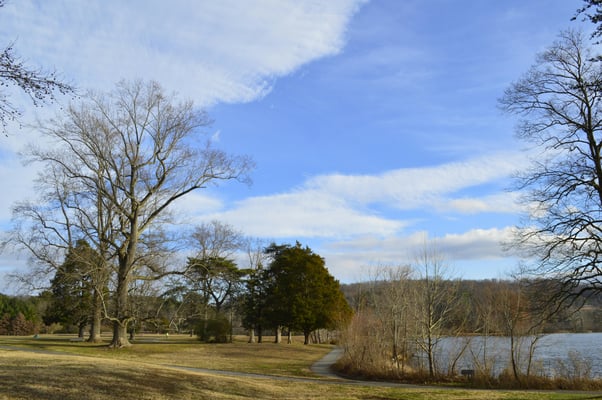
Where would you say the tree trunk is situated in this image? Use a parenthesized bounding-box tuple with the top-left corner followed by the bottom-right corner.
(248, 328, 255, 343)
(257, 325, 263, 343)
(109, 261, 132, 348)
(78, 323, 86, 338)
(510, 333, 520, 383)
(287, 330, 292, 344)
(304, 330, 310, 345)
(110, 321, 131, 348)
(87, 287, 103, 343)
(425, 332, 436, 378)
(274, 326, 282, 343)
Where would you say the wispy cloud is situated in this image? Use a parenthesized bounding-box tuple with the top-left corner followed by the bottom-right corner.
(323, 227, 518, 281)
(1, 0, 366, 106)
(202, 190, 405, 239)
(444, 193, 523, 214)
(197, 151, 526, 240)
(306, 151, 526, 210)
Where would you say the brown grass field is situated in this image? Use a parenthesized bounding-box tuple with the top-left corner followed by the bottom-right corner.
(0, 334, 598, 399)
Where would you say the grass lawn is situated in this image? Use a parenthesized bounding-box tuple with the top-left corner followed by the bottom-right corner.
(0, 335, 597, 399)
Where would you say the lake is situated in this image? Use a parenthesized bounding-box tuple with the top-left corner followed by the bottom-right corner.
(429, 332, 602, 378)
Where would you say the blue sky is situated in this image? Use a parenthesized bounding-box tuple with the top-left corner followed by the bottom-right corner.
(0, 0, 589, 285)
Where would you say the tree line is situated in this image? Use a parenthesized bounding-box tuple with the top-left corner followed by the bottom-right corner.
(338, 261, 602, 386)
(0, 293, 41, 335)
(2, 235, 351, 346)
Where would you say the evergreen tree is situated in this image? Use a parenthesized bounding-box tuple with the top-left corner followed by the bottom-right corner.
(264, 242, 352, 345)
(45, 240, 96, 337)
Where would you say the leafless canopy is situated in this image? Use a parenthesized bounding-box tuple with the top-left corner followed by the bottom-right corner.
(11, 80, 253, 347)
(499, 30, 602, 308)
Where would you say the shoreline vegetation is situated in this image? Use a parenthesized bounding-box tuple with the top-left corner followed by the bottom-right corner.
(0, 335, 599, 399)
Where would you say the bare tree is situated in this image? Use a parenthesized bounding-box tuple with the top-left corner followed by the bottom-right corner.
(411, 243, 459, 379)
(367, 265, 414, 374)
(495, 276, 550, 384)
(0, 1, 73, 133)
(12, 80, 253, 347)
(500, 29, 602, 312)
(574, 1, 602, 42)
(189, 221, 244, 260)
(7, 161, 109, 343)
(184, 221, 246, 339)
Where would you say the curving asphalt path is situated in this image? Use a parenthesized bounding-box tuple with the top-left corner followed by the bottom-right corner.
(309, 347, 344, 378)
(165, 346, 427, 388)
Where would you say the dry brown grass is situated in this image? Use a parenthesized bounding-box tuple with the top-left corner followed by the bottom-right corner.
(0, 334, 330, 377)
(0, 350, 325, 400)
(0, 336, 595, 399)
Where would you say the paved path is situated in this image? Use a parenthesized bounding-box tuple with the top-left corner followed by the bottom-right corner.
(167, 347, 352, 386)
(308, 347, 426, 389)
(309, 347, 344, 378)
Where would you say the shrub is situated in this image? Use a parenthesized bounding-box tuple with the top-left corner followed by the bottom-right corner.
(197, 316, 231, 343)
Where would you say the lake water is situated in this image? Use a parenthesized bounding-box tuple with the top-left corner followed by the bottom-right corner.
(429, 332, 602, 377)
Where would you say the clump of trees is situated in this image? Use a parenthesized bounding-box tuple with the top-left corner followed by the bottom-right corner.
(0, 293, 40, 335)
(13, 235, 350, 346)
(337, 246, 470, 382)
(337, 264, 599, 387)
(242, 242, 352, 345)
(7, 80, 253, 347)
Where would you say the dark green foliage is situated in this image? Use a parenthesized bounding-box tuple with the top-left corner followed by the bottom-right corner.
(262, 242, 352, 344)
(0, 294, 37, 322)
(186, 256, 245, 313)
(44, 240, 97, 336)
(196, 315, 231, 343)
(241, 265, 269, 341)
(0, 294, 40, 335)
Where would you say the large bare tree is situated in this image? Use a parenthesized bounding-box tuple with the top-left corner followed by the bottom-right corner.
(13, 80, 253, 347)
(500, 29, 602, 311)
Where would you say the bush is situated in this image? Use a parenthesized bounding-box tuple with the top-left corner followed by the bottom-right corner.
(197, 316, 231, 343)
(43, 323, 63, 334)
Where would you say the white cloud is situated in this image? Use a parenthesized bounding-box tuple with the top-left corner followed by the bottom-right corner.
(203, 189, 404, 239)
(306, 151, 528, 210)
(444, 192, 523, 214)
(326, 227, 514, 263)
(196, 152, 526, 241)
(0, 0, 366, 223)
(321, 227, 518, 282)
(0, 0, 366, 106)
(437, 227, 517, 260)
